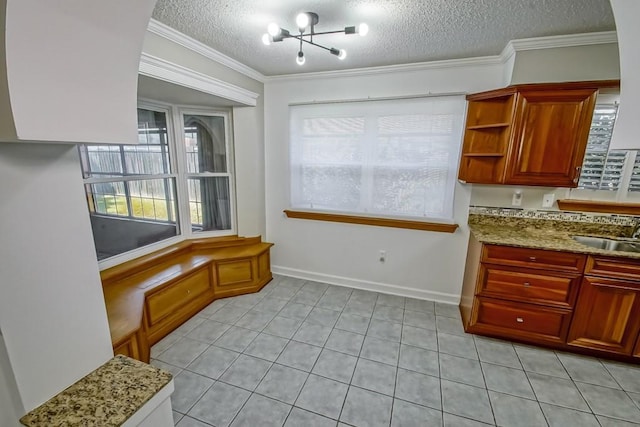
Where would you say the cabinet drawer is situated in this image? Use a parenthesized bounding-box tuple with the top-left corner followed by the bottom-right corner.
(146, 267, 211, 326)
(586, 256, 640, 281)
(483, 245, 586, 272)
(471, 297, 571, 343)
(480, 265, 579, 308)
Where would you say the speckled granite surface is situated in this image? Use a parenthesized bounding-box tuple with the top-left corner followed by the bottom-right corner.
(468, 212, 640, 259)
(20, 355, 172, 427)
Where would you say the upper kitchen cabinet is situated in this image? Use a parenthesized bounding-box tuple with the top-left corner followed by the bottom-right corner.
(0, 0, 156, 145)
(458, 81, 619, 187)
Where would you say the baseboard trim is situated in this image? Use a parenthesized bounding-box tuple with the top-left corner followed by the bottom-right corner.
(271, 266, 460, 304)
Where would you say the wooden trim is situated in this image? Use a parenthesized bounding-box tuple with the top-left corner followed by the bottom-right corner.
(283, 210, 459, 233)
(557, 199, 640, 216)
(466, 80, 620, 101)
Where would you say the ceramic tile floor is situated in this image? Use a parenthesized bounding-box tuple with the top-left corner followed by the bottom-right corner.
(151, 275, 640, 427)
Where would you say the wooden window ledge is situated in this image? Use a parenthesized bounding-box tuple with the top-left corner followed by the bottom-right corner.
(557, 199, 640, 216)
(283, 210, 459, 233)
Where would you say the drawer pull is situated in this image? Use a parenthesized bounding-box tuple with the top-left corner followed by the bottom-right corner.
(523, 282, 531, 287)
(516, 317, 524, 323)
(529, 256, 537, 261)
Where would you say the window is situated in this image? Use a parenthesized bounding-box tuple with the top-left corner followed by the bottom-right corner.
(574, 103, 640, 200)
(80, 105, 235, 262)
(289, 96, 465, 222)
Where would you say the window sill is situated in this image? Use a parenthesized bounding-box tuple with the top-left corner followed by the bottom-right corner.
(557, 199, 640, 215)
(283, 210, 459, 233)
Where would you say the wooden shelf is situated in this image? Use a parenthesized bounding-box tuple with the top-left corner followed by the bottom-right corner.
(557, 199, 640, 215)
(462, 153, 505, 158)
(466, 123, 511, 130)
(283, 210, 459, 233)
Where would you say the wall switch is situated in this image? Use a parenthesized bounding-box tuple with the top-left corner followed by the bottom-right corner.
(379, 250, 386, 263)
(542, 193, 555, 208)
(512, 190, 522, 207)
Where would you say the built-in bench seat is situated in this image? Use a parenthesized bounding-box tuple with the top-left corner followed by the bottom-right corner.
(101, 236, 273, 362)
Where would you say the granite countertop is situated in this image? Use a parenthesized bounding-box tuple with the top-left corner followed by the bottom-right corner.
(20, 355, 172, 427)
(468, 214, 640, 259)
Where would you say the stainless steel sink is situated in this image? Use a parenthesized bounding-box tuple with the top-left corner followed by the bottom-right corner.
(571, 235, 640, 253)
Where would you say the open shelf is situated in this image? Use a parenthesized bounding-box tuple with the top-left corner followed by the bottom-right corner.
(462, 153, 505, 157)
(466, 123, 511, 130)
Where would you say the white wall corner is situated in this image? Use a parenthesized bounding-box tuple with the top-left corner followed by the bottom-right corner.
(138, 53, 260, 106)
(272, 266, 462, 304)
(146, 18, 266, 83)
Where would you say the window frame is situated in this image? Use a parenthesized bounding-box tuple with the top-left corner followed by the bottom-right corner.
(287, 95, 465, 226)
(172, 106, 237, 236)
(84, 100, 237, 270)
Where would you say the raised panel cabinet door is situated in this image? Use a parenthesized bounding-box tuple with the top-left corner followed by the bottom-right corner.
(505, 89, 597, 186)
(567, 277, 640, 355)
(635, 334, 640, 358)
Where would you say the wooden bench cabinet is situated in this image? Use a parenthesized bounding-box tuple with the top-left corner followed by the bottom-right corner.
(104, 236, 273, 362)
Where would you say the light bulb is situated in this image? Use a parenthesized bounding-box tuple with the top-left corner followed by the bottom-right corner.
(261, 33, 271, 46)
(296, 13, 310, 30)
(358, 23, 369, 36)
(338, 49, 347, 60)
(296, 51, 305, 65)
(267, 23, 281, 36)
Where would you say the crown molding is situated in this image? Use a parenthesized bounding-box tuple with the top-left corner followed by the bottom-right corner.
(264, 55, 504, 82)
(146, 18, 266, 83)
(146, 18, 616, 84)
(501, 31, 617, 57)
(139, 53, 259, 106)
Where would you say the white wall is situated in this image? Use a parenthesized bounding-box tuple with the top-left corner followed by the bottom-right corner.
(142, 32, 266, 238)
(0, 332, 22, 427)
(264, 62, 504, 302)
(510, 43, 620, 84)
(0, 143, 113, 411)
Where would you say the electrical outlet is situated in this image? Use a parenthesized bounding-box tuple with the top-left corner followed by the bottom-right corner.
(512, 190, 522, 207)
(379, 250, 386, 263)
(542, 193, 555, 208)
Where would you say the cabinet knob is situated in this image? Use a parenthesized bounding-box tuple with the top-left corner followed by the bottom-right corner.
(523, 282, 531, 287)
(187, 290, 191, 294)
(516, 317, 524, 323)
(529, 256, 537, 261)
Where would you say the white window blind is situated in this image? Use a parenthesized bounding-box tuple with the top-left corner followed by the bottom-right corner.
(289, 96, 465, 221)
(628, 154, 640, 192)
(578, 104, 625, 190)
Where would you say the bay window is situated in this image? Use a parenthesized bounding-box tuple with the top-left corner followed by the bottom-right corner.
(80, 104, 235, 262)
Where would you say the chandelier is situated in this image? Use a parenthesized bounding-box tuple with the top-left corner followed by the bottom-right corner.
(262, 12, 369, 65)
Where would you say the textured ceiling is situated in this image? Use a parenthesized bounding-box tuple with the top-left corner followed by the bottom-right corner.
(152, 0, 615, 76)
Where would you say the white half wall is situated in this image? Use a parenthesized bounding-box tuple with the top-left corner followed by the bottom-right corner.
(0, 143, 113, 411)
(264, 62, 504, 303)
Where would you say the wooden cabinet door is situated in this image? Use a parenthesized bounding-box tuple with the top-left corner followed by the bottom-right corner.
(567, 277, 640, 355)
(505, 89, 597, 186)
(634, 335, 640, 359)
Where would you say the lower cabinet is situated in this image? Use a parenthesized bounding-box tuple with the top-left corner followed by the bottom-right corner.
(460, 236, 640, 362)
(567, 276, 640, 355)
(471, 297, 572, 344)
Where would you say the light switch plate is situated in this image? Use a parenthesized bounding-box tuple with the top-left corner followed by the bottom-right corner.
(542, 193, 555, 208)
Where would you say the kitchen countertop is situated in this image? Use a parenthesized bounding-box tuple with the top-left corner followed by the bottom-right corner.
(20, 355, 172, 427)
(468, 214, 640, 259)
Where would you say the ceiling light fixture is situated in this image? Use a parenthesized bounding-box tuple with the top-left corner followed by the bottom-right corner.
(262, 12, 368, 65)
